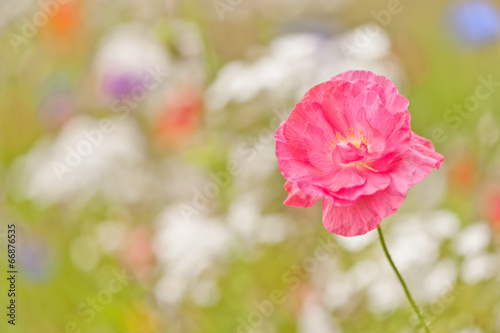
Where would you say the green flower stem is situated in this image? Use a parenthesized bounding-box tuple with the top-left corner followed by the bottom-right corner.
(377, 226, 431, 333)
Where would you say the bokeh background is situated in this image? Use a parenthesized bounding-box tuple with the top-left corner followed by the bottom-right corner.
(1, 0, 500, 332)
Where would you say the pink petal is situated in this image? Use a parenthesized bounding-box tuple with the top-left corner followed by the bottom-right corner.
(301, 80, 336, 104)
(331, 166, 391, 202)
(322, 184, 405, 236)
(320, 82, 351, 132)
(275, 122, 314, 180)
(313, 166, 366, 193)
(284, 181, 320, 208)
(304, 123, 337, 170)
(284, 101, 335, 143)
(333, 70, 409, 114)
(389, 132, 445, 195)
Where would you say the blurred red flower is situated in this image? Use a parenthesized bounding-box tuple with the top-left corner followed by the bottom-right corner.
(154, 86, 203, 148)
(480, 181, 500, 229)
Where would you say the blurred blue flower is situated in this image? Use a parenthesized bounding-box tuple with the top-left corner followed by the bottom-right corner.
(39, 90, 76, 129)
(20, 237, 53, 282)
(446, 0, 500, 46)
(38, 73, 76, 129)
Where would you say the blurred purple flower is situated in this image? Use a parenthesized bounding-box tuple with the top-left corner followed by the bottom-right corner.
(103, 72, 143, 99)
(446, 0, 500, 46)
(92, 24, 171, 103)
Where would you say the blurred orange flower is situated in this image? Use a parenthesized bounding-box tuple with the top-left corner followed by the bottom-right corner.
(47, 1, 80, 41)
(449, 153, 476, 192)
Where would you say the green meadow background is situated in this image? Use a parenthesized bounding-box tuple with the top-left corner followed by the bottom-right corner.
(1, 0, 500, 332)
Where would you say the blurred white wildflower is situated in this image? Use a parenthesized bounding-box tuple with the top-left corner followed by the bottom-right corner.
(0, 0, 32, 33)
(169, 20, 206, 85)
(95, 221, 128, 254)
(367, 276, 403, 313)
(298, 292, 340, 333)
(335, 230, 377, 253)
(324, 210, 462, 312)
(477, 111, 499, 148)
(12, 116, 147, 206)
(348, 260, 382, 291)
(385, 212, 460, 304)
(388, 215, 440, 271)
(453, 222, 491, 257)
(206, 27, 404, 112)
(460, 253, 498, 284)
(323, 272, 356, 310)
(190, 279, 220, 307)
(420, 259, 458, 303)
(227, 193, 288, 246)
(229, 137, 277, 187)
(423, 210, 460, 240)
(455, 326, 484, 333)
(153, 207, 230, 305)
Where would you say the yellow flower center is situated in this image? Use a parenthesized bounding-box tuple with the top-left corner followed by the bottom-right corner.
(328, 128, 369, 152)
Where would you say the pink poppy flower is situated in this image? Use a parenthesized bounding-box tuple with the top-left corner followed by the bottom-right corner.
(275, 71, 444, 236)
